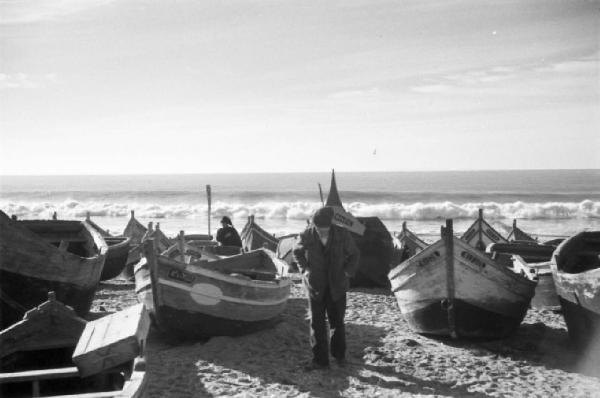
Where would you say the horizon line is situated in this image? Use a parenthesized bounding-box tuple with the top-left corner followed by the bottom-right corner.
(1, 168, 599, 178)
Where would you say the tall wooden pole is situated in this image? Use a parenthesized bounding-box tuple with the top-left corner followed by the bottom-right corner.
(443, 219, 457, 338)
(206, 185, 212, 237)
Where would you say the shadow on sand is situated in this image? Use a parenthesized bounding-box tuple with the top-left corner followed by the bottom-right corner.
(183, 296, 493, 398)
(430, 321, 600, 380)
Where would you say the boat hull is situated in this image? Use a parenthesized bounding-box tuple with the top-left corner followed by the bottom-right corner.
(100, 237, 131, 280)
(550, 231, 600, 349)
(402, 298, 527, 338)
(390, 234, 535, 339)
(138, 241, 291, 339)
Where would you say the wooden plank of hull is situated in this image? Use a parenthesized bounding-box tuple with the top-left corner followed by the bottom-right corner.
(389, 234, 535, 338)
(0, 293, 87, 358)
(0, 295, 147, 398)
(100, 237, 132, 281)
(550, 231, 600, 347)
(133, 258, 154, 314)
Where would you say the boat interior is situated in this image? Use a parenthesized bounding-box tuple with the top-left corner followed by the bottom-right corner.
(558, 235, 600, 274)
(19, 220, 98, 258)
(0, 345, 134, 398)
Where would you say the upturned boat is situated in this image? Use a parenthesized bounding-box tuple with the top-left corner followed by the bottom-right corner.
(550, 231, 600, 348)
(0, 211, 107, 328)
(0, 293, 148, 398)
(389, 219, 536, 339)
(135, 238, 291, 339)
(324, 170, 393, 288)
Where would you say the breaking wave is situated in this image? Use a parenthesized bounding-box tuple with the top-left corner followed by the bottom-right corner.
(2, 199, 599, 221)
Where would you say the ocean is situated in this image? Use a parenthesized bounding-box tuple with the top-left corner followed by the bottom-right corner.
(1, 170, 599, 242)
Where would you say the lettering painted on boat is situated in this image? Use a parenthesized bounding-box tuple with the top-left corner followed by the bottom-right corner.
(485, 228, 501, 242)
(189, 283, 222, 306)
(168, 268, 194, 284)
(460, 251, 487, 268)
(462, 229, 475, 242)
(417, 251, 440, 267)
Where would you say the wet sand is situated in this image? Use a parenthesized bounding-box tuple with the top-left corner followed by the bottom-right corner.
(92, 277, 600, 397)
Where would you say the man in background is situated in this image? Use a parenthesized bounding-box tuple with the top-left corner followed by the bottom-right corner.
(216, 216, 243, 248)
(293, 207, 360, 370)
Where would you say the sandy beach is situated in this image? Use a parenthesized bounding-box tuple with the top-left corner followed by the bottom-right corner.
(91, 276, 600, 398)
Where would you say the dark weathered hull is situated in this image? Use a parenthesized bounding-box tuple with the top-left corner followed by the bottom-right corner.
(0, 212, 106, 328)
(351, 254, 392, 288)
(154, 305, 281, 339)
(351, 216, 394, 289)
(100, 237, 132, 280)
(403, 298, 527, 338)
(0, 270, 97, 327)
(559, 296, 600, 347)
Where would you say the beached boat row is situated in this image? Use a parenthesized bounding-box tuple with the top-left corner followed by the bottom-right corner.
(388, 215, 600, 352)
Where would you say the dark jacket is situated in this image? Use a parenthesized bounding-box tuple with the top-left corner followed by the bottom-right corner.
(216, 226, 243, 248)
(292, 224, 360, 301)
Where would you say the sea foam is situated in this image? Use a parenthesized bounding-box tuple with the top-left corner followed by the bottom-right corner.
(2, 199, 598, 221)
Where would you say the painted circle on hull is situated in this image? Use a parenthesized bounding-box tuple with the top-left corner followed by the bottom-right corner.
(189, 283, 222, 306)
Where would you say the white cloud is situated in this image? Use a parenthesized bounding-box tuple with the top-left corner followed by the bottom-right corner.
(0, 73, 58, 89)
(0, 0, 115, 24)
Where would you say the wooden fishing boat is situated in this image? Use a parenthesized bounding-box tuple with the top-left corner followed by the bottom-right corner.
(392, 221, 429, 265)
(275, 234, 300, 272)
(100, 236, 132, 280)
(240, 215, 279, 252)
(0, 211, 107, 328)
(506, 219, 536, 242)
(389, 219, 536, 339)
(324, 170, 393, 288)
(0, 293, 148, 398)
(85, 213, 132, 281)
(511, 256, 559, 310)
(135, 238, 292, 339)
(487, 240, 561, 310)
(461, 209, 508, 251)
(549, 231, 600, 348)
(121, 211, 148, 277)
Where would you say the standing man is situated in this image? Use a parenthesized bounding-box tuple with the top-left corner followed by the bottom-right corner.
(293, 206, 360, 370)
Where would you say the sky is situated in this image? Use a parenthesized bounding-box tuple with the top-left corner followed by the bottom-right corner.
(0, 0, 598, 174)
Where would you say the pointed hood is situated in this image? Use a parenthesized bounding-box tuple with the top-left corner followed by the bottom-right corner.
(325, 169, 344, 209)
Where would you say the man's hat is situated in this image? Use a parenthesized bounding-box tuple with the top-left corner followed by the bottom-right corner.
(220, 216, 232, 225)
(312, 207, 333, 228)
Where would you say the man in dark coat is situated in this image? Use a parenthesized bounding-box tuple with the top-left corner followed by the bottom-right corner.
(293, 206, 360, 370)
(216, 216, 243, 248)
